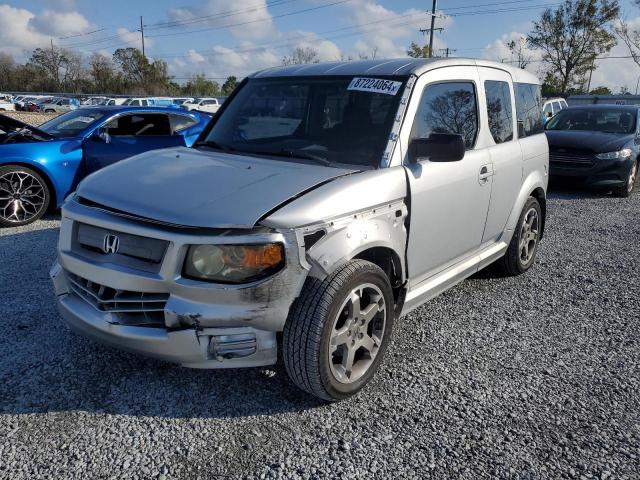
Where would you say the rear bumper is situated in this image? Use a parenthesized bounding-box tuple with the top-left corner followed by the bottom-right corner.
(51, 261, 278, 368)
(550, 157, 634, 188)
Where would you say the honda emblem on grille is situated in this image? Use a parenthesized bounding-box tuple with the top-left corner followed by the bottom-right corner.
(102, 234, 120, 254)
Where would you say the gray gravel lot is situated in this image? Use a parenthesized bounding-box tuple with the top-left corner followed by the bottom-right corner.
(0, 188, 638, 479)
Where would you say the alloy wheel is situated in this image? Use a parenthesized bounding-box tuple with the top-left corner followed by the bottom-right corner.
(0, 171, 46, 224)
(328, 283, 386, 384)
(519, 207, 539, 265)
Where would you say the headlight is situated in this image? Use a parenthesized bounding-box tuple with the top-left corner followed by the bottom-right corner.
(183, 243, 285, 283)
(596, 149, 632, 160)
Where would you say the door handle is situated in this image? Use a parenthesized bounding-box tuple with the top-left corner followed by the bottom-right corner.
(478, 165, 493, 184)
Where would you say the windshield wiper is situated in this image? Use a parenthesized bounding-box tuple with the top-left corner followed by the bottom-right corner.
(254, 148, 333, 167)
(195, 140, 235, 153)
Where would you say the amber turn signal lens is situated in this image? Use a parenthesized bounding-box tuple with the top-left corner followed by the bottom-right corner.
(227, 243, 284, 269)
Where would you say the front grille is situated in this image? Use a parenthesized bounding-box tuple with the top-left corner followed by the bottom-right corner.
(549, 150, 595, 169)
(72, 223, 168, 273)
(66, 272, 168, 327)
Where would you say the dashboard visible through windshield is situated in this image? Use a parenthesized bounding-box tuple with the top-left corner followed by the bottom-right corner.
(199, 76, 407, 168)
(39, 110, 107, 137)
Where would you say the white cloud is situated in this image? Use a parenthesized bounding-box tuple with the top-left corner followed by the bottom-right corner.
(116, 27, 155, 50)
(345, 0, 453, 58)
(166, 0, 275, 41)
(28, 9, 91, 37)
(0, 4, 93, 59)
(0, 5, 50, 56)
(481, 31, 543, 76)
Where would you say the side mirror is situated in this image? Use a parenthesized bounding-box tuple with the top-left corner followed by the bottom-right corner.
(409, 133, 465, 163)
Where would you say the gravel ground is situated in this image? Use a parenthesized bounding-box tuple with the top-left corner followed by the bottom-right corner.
(2, 111, 59, 125)
(0, 188, 638, 479)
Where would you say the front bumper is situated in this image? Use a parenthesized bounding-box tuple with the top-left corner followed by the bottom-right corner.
(51, 198, 309, 368)
(550, 156, 634, 188)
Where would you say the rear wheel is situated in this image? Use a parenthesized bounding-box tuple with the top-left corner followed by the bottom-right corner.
(283, 260, 394, 401)
(0, 166, 50, 227)
(615, 160, 638, 198)
(497, 197, 542, 276)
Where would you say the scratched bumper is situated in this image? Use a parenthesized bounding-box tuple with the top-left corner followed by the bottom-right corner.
(50, 199, 310, 368)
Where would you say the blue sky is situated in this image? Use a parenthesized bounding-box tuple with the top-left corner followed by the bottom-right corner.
(3, 0, 640, 90)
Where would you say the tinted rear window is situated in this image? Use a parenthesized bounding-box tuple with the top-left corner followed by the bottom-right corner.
(515, 83, 543, 137)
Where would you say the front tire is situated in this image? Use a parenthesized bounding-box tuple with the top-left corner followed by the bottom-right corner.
(497, 197, 542, 276)
(615, 160, 638, 198)
(0, 166, 50, 227)
(283, 260, 394, 401)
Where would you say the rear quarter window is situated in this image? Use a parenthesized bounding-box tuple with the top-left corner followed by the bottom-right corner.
(515, 83, 543, 137)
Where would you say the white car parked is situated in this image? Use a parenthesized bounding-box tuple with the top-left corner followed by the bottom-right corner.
(542, 97, 568, 121)
(0, 96, 15, 111)
(182, 97, 223, 114)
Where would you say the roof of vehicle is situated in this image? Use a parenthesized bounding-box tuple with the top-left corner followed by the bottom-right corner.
(562, 104, 640, 111)
(251, 57, 540, 84)
(76, 105, 207, 115)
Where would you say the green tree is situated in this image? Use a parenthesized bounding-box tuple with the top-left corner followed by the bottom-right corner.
(112, 48, 172, 94)
(406, 42, 431, 58)
(590, 85, 612, 95)
(528, 0, 619, 95)
(221, 76, 239, 96)
(182, 74, 221, 96)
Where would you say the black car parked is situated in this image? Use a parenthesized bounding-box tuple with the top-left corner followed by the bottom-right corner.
(545, 105, 639, 197)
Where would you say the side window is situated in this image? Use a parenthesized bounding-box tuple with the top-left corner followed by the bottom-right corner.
(553, 101, 562, 113)
(412, 81, 479, 149)
(169, 114, 198, 133)
(484, 80, 514, 144)
(131, 100, 140, 106)
(515, 83, 543, 137)
(104, 114, 172, 136)
(543, 102, 553, 114)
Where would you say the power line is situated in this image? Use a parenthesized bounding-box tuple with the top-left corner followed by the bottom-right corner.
(146, 0, 354, 38)
(145, 0, 296, 31)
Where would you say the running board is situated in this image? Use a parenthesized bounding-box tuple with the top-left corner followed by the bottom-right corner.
(401, 241, 508, 316)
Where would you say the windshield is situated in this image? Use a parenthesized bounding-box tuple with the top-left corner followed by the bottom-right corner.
(200, 76, 406, 167)
(39, 110, 107, 137)
(546, 108, 637, 134)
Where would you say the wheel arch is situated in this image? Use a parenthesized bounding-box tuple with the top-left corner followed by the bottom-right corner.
(0, 161, 57, 211)
(530, 186, 546, 239)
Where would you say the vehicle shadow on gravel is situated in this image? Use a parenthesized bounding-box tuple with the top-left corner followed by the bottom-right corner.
(0, 227, 325, 421)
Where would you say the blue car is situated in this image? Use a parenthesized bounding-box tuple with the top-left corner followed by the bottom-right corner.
(0, 106, 210, 226)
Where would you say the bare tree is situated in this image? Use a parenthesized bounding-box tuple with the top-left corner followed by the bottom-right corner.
(282, 47, 320, 66)
(507, 36, 532, 69)
(28, 45, 82, 90)
(615, 0, 640, 68)
(0, 53, 15, 91)
(528, 0, 619, 94)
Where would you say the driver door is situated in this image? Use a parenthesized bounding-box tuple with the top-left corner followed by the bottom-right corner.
(83, 113, 185, 173)
(403, 66, 493, 288)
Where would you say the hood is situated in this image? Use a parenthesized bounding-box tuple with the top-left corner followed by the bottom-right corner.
(0, 113, 53, 141)
(76, 147, 357, 228)
(545, 130, 633, 153)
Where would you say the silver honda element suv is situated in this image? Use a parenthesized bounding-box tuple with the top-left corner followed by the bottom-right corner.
(51, 59, 549, 401)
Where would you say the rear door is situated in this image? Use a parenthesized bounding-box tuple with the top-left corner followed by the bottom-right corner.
(83, 112, 185, 173)
(478, 67, 523, 243)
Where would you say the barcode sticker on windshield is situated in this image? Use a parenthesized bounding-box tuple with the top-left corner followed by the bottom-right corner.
(348, 77, 402, 96)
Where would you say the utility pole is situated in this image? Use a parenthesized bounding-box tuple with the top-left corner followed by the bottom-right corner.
(586, 58, 595, 94)
(140, 16, 146, 58)
(428, 0, 437, 58)
(440, 47, 456, 58)
(419, 1, 442, 58)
